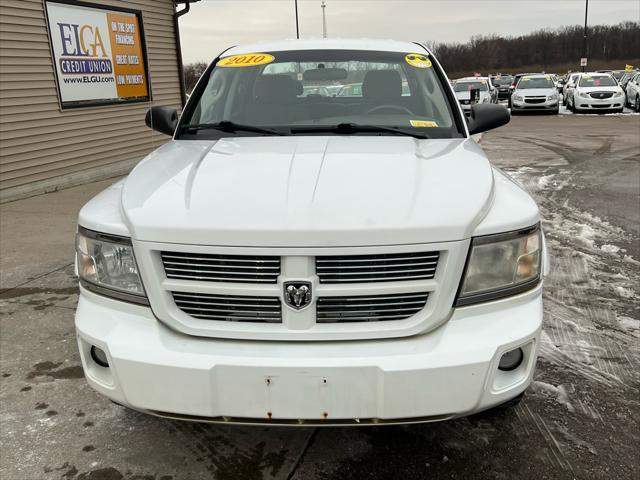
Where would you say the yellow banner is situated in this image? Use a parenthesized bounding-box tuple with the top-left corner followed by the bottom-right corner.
(107, 12, 148, 98)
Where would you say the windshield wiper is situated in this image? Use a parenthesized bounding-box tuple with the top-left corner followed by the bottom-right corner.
(290, 123, 429, 139)
(181, 120, 285, 136)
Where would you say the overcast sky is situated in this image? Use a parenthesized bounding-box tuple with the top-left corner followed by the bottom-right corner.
(178, 0, 639, 64)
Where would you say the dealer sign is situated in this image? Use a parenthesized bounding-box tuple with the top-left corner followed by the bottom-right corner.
(45, 1, 151, 108)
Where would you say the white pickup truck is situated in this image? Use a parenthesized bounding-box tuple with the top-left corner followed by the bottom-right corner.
(75, 39, 547, 425)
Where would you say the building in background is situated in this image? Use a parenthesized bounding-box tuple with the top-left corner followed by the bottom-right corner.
(0, 0, 188, 203)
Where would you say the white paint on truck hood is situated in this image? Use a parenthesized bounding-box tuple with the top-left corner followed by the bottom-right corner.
(120, 136, 495, 246)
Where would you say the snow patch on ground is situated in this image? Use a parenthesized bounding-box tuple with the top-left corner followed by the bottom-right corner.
(600, 244, 621, 254)
(617, 316, 640, 334)
(613, 285, 634, 298)
(576, 224, 596, 248)
(536, 174, 555, 190)
(531, 381, 575, 412)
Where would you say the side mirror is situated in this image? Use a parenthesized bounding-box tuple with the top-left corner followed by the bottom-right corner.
(467, 103, 510, 135)
(145, 106, 178, 136)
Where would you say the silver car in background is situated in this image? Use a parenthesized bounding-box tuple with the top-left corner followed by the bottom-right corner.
(510, 74, 559, 115)
(562, 72, 581, 104)
(453, 77, 496, 114)
(624, 71, 640, 111)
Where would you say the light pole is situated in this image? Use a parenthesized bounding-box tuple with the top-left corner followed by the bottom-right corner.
(321, 1, 327, 38)
(582, 0, 589, 72)
(295, 0, 300, 39)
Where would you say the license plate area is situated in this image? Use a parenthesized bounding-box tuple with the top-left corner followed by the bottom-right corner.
(214, 366, 378, 420)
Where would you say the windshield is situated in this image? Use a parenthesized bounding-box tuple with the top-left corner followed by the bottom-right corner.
(491, 76, 513, 86)
(453, 81, 488, 92)
(579, 75, 617, 87)
(516, 76, 555, 89)
(179, 49, 462, 139)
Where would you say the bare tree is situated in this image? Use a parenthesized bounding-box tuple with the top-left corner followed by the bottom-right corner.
(183, 62, 208, 94)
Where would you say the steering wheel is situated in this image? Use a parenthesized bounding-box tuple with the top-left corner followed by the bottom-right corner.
(366, 104, 414, 115)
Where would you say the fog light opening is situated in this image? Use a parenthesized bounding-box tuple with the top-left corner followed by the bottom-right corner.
(90, 345, 109, 368)
(498, 347, 523, 371)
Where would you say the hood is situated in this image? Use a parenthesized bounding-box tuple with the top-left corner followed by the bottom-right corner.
(121, 137, 494, 247)
(514, 88, 556, 96)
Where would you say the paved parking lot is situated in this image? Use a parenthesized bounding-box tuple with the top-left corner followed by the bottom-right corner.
(1, 112, 639, 480)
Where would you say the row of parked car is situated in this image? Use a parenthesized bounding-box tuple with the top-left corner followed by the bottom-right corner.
(451, 69, 640, 115)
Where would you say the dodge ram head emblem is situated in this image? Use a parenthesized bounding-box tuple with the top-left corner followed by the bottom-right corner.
(284, 282, 312, 310)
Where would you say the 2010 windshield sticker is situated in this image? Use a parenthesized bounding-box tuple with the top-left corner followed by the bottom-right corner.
(410, 120, 438, 128)
(405, 54, 432, 68)
(218, 53, 275, 67)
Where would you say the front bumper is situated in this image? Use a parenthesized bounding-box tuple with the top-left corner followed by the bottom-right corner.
(575, 95, 623, 110)
(511, 98, 559, 111)
(497, 89, 511, 100)
(75, 285, 543, 425)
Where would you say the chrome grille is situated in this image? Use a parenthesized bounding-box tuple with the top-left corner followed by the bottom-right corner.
(316, 292, 429, 323)
(161, 252, 280, 283)
(172, 292, 282, 323)
(316, 251, 439, 283)
(589, 91, 613, 99)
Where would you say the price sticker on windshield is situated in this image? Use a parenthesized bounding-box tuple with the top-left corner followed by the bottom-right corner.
(405, 54, 432, 69)
(218, 53, 275, 67)
(410, 120, 438, 128)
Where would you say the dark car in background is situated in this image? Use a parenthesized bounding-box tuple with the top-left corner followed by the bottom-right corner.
(596, 70, 627, 82)
(490, 75, 514, 101)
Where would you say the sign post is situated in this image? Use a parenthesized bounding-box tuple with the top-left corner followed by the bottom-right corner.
(580, 57, 588, 71)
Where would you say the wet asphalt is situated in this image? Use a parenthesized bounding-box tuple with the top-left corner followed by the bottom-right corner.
(1, 110, 639, 480)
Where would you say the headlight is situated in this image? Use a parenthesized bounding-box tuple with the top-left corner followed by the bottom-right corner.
(76, 227, 148, 305)
(513, 94, 523, 102)
(614, 90, 624, 97)
(579, 91, 590, 98)
(547, 93, 558, 101)
(456, 224, 541, 306)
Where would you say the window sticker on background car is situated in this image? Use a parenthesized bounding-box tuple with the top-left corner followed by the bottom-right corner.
(405, 54, 432, 68)
(218, 53, 275, 67)
(410, 120, 438, 128)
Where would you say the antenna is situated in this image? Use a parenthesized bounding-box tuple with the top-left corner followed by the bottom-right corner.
(295, 0, 300, 39)
(321, 1, 327, 38)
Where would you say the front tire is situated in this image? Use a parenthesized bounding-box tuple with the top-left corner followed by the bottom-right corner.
(636, 95, 640, 112)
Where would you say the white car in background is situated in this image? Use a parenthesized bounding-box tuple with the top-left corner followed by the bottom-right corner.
(566, 73, 625, 113)
(624, 72, 640, 111)
(510, 75, 559, 115)
(562, 73, 581, 104)
(453, 77, 496, 114)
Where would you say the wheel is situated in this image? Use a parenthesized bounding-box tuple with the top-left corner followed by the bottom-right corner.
(616, 108, 624, 114)
(550, 107, 559, 115)
(636, 95, 640, 112)
(510, 108, 518, 116)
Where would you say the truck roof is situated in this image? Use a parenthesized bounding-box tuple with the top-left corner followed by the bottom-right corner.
(222, 38, 429, 57)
